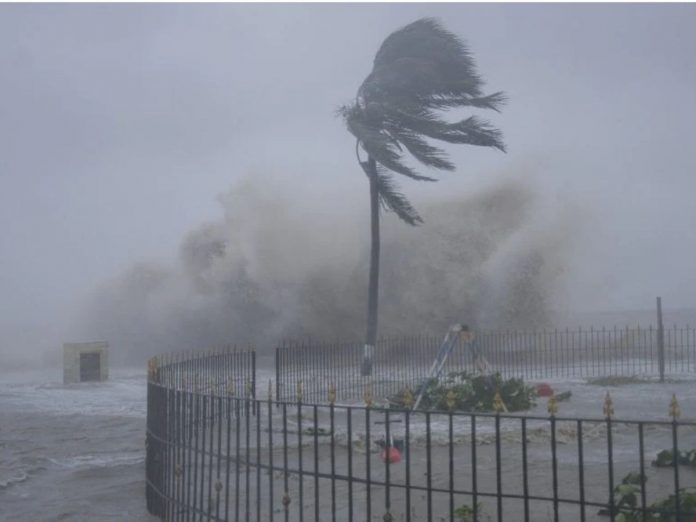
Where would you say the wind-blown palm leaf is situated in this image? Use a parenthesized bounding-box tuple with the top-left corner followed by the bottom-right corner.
(383, 127, 455, 171)
(342, 103, 437, 181)
(341, 17, 505, 227)
(361, 162, 423, 226)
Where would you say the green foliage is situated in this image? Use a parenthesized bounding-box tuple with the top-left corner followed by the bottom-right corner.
(586, 375, 648, 386)
(653, 449, 696, 468)
(650, 490, 696, 521)
(600, 472, 696, 521)
(454, 502, 488, 522)
(392, 372, 537, 412)
(556, 390, 572, 402)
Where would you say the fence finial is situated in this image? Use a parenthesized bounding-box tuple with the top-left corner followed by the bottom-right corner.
(603, 392, 614, 419)
(297, 380, 303, 403)
(547, 394, 558, 417)
(402, 387, 414, 409)
(328, 384, 336, 405)
(493, 390, 505, 414)
(148, 357, 159, 383)
(446, 388, 457, 411)
(669, 394, 681, 420)
(364, 383, 373, 408)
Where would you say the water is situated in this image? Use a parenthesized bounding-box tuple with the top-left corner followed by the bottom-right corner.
(2, 364, 695, 522)
(0, 368, 156, 522)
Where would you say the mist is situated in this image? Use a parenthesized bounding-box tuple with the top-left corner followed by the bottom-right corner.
(77, 172, 580, 365)
(2, 4, 696, 369)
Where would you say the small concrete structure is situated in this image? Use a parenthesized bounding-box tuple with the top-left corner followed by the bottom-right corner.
(63, 341, 109, 383)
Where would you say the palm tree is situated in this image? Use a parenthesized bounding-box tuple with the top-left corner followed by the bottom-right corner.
(340, 18, 506, 376)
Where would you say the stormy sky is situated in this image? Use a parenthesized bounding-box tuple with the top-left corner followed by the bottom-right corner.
(1, 4, 696, 364)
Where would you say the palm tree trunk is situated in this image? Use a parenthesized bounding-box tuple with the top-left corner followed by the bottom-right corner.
(362, 156, 379, 376)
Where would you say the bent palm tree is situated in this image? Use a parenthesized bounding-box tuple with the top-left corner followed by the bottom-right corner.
(340, 18, 506, 376)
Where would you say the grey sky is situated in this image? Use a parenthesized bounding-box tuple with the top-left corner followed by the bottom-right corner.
(1, 4, 696, 359)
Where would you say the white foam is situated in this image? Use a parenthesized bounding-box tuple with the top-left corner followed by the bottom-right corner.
(48, 452, 144, 470)
(0, 368, 147, 417)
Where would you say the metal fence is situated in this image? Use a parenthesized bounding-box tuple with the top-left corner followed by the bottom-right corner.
(146, 351, 696, 522)
(151, 349, 256, 396)
(276, 325, 696, 402)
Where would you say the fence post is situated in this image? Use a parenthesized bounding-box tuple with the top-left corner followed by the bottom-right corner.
(275, 346, 281, 403)
(657, 296, 665, 382)
(251, 350, 257, 416)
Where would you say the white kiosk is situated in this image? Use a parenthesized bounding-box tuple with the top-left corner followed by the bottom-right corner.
(63, 341, 109, 383)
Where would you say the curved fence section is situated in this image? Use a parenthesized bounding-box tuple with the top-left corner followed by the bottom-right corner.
(146, 350, 696, 521)
(276, 326, 696, 403)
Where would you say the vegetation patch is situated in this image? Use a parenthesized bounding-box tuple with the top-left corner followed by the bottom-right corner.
(454, 502, 488, 521)
(600, 472, 696, 521)
(653, 449, 696, 468)
(586, 375, 650, 386)
(390, 371, 537, 412)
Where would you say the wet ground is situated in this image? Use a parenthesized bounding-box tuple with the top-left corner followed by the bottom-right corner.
(1, 366, 695, 521)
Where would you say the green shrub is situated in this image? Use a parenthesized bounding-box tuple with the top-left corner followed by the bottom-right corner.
(454, 502, 488, 522)
(587, 375, 648, 386)
(653, 449, 696, 468)
(600, 472, 696, 521)
(391, 372, 537, 412)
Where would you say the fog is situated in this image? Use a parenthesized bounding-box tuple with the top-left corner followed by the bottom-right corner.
(1, 4, 696, 368)
(80, 174, 581, 364)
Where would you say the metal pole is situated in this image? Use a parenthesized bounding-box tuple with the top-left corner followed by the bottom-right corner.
(657, 297, 665, 382)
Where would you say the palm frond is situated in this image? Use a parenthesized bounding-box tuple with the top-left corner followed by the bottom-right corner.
(383, 126, 455, 171)
(373, 164, 423, 226)
(341, 103, 437, 181)
(365, 18, 483, 101)
(375, 102, 505, 152)
(341, 17, 506, 192)
(424, 91, 507, 113)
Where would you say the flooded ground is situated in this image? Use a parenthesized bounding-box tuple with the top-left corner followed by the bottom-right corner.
(1, 366, 695, 521)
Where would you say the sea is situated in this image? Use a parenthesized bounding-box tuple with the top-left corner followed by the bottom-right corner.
(0, 368, 156, 522)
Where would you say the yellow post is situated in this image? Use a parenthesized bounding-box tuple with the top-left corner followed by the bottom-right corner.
(402, 387, 414, 409)
(297, 381, 304, 403)
(493, 391, 506, 413)
(669, 394, 681, 420)
(603, 392, 614, 419)
(446, 389, 457, 411)
(364, 383, 373, 408)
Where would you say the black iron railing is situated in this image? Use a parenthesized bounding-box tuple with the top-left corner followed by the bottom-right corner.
(276, 325, 696, 402)
(146, 350, 696, 522)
